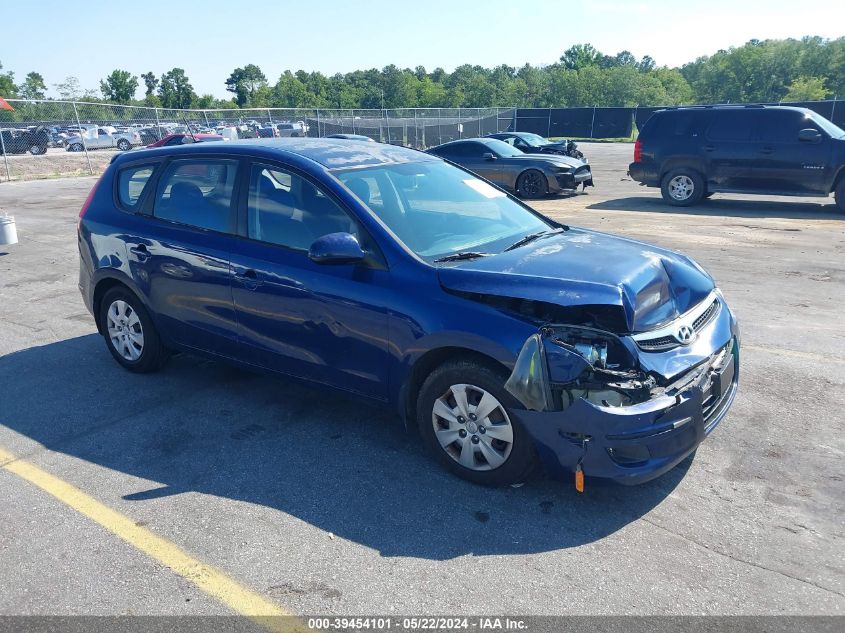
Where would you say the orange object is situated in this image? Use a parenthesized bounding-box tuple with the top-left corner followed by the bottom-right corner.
(575, 464, 584, 493)
(0, 97, 13, 111)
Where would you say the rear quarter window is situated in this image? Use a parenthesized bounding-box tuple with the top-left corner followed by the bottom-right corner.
(117, 164, 155, 210)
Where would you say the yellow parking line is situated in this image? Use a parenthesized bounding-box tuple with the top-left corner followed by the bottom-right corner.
(0, 446, 302, 632)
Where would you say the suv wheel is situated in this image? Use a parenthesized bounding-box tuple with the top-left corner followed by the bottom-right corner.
(835, 179, 845, 213)
(417, 359, 537, 486)
(100, 287, 168, 373)
(661, 169, 704, 206)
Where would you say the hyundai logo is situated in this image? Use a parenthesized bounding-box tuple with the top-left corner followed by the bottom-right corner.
(676, 324, 696, 344)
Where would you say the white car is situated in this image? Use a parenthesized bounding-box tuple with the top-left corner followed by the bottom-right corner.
(65, 126, 141, 152)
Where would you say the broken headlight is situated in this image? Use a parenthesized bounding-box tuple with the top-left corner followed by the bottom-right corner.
(505, 325, 656, 412)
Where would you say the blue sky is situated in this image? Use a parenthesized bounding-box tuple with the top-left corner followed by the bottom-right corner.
(3, 0, 844, 99)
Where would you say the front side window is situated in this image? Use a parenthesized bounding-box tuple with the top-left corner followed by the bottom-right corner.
(758, 111, 806, 143)
(247, 164, 358, 251)
(153, 159, 238, 233)
(334, 160, 550, 260)
(117, 164, 155, 210)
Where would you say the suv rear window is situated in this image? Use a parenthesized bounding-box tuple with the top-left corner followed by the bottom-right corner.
(117, 165, 155, 210)
(706, 111, 754, 141)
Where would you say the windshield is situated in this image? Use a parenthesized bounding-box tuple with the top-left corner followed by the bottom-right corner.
(484, 139, 524, 158)
(333, 160, 551, 260)
(518, 133, 551, 146)
(807, 111, 845, 139)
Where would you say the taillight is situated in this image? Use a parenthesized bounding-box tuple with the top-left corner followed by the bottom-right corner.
(77, 175, 103, 232)
(633, 139, 642, 163)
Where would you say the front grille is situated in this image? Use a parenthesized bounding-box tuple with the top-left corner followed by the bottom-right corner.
(693, 299, 720, 332)
(636, 298, 721, 352)
(636, 335, 677, 352)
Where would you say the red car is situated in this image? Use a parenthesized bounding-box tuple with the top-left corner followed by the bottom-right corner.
(146, 133, 224, 148)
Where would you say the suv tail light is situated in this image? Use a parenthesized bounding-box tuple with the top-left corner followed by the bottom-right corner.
(633, 139, 643, 163)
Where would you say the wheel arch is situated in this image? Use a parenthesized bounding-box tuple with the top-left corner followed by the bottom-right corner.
(831, 166, 845, 194)
(659, 158, 707, 182)
(91, 272, 153, 336)
(400, 346, 512, 430)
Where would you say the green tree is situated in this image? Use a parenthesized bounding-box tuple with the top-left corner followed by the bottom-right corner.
(225, 64, 267, 107)
(141, 72, 159, 97)
(784, 76, 831, 101)
(100, 69, 139, 103)
(54, 76, 83, 100)
(158, 68, 195, 109)
(19, 72, 46, 100)
(271, 71, 311, 107)
(0, 61, 17, 98)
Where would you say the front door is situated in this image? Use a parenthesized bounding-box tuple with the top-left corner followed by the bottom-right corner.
(750, 109, 830, 194)
(229, 162, 390, 400)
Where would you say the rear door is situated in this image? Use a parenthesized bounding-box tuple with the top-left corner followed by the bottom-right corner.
(438, 142, 503, 185)
(703, 110, 758, 190)
(750, 109, 830, 194)
(127, 156, 242, 356)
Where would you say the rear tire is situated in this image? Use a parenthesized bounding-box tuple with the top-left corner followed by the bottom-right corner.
(117, 139, 130, 151)
(517, 169, 548, 199)
(660, 168, 704, 206)
(100, 287, 168, 373)
(416, 358, 538, 486)
(835, 179, 845, 213)
(69, 143, 83, 152)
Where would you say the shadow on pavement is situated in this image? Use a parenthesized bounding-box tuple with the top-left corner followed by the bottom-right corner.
(0, 334, 691, 560)
(587, 195, 842, 220)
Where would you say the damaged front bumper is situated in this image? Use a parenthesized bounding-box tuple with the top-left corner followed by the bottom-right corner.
(505, 295, 739, 485)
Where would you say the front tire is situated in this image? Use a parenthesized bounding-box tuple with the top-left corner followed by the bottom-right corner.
(69, 143, 83, 152)
(117, 139, 130, 151)
(517, 169, 548, 199)
(417, 359, 537, 486)
(100, 287, 168, 373)
(660, 168, 704, 206)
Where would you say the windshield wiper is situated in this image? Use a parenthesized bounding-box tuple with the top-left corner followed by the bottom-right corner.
(433, 251, 493, 263)
(504, 227, 565, 252)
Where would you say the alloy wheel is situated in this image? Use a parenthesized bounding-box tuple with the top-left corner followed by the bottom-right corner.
(668, 175, 695, 201)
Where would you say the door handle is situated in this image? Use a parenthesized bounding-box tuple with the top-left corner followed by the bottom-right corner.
(235, 268, 262, 289)
(129, 244, 151, 261)
(760, 146, 774, 154)
(703, 145, 715, 152)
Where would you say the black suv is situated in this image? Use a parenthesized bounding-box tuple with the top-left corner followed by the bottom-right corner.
(628, 105, 845, 211)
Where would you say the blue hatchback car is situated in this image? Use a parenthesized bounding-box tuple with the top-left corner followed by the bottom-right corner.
(78, 138, 739, 488)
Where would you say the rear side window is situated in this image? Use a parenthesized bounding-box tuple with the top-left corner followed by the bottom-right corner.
(707, 112, 754, 141)
(153, 159, 238, 233)
(117, 165, 155, 210)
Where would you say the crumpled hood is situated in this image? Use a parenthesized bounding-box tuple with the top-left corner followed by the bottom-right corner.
(437, 228, 714, 333)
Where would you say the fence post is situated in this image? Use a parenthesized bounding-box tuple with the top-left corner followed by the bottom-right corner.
(547, 107, 551, 138)
(267, 108, 272, 125)
(316, 109, 321, 138)
(0, 128, 10, 182)
(154, 107, 162, 141)
(203, 110, 210, 127)
(71, 101, 93, 176)
(438, 108, 442, 145)
(831, 96, 838, 124)
(589, 105, 597, 140)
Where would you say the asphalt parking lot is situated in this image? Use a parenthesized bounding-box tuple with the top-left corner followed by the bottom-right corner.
(0, 142, 843, 618)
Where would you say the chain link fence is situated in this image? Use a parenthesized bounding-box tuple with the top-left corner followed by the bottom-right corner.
(0, 100, 517, 181)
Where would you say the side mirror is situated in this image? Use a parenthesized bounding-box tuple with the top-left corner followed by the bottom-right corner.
(798, 128, 822, 143)
(308, 232, 365, 265)
(482, 152, 497, 161)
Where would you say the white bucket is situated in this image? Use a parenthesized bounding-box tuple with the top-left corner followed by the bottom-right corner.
(0, 215, 18, 246)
